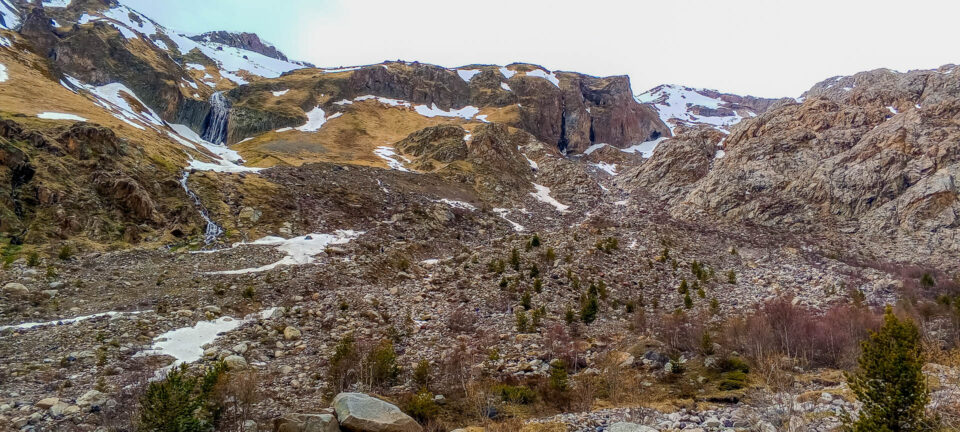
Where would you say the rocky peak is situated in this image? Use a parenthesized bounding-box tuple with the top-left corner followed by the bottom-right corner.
(636, 84, 787, 133)
(189, 31, 295, 63)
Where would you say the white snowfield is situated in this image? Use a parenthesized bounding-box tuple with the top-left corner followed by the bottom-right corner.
(594, 162, 618, 176)
(0, 310, 145, 331)
(138, 308, 277, 368)
(296, 106, 342, 132)
(530, 183, 570, 212)
(622, 137, 667, 158)
(209, 231, 363, 275)
(0, 1, 20, 30)
(526, 69, 560, 87)
(0, 63, 9, 83)
(493, 208, 526, 232)
(457, 69, 481, 81)
(77, 5, 304, 82)
(42, 0, 72, 8)
(635, 84, 747, 132)
(37, 112, 87, 121)
(374, 146, 411, 172)
(346, 94, 484, 121)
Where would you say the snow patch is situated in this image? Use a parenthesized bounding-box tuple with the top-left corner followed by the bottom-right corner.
(437, 199, 476, 211)
(272, 89, 290, 97)
(636, 84, 746, 132)
(37, 112, 87, 121)
(0, 63, 8, 83)
(594, 162, 618, 176)
(499, 67, 516, 79)
(209, 231, 363, 275)
(622, 137, 667, 158)
(530, 183, 570, 212)
(493, 208, 525, 232)
(42, 0, 72, 8)
(526, 69, 560, 87)
(415, 103, 479, 119)
(583, 143, 609, 155)
(374, 146, 410, 172)
(296, 106, 339, 132)
(500, 82, 512, 92)
(0, 310, 144, 331)
(457, 69, 481, 81)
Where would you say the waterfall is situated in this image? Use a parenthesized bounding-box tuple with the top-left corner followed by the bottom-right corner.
(202, 92, 230, 145)
(179, 171, 224, 244)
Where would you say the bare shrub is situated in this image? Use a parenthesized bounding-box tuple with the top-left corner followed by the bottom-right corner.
(446, 307, 477, 333)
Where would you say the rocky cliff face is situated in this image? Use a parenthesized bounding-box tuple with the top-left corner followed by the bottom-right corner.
(633, 65, 960, 262)
(226, 62, 669, 152)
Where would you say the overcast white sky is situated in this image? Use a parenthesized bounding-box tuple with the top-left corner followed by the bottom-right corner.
(124, 0, 957, 98)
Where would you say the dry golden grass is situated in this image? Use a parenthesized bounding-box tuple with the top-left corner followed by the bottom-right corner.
(234, 101, 476, 169)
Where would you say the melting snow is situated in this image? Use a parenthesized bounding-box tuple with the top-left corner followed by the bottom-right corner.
(622, 137, 667, 158)
(715, 149, 726, 159)
(37, 112, 87, 121)
(415, 104, 480, 119)
(0, 310, 144, 331)
(437, 199, 476, 211)
(42, 0, 72, 7)
(0, 63, 8, 83)
(524, 155, 539, 170)
(139, 316, 243, 367)
(583, 143, 609, 155)
(527, 69, 560, 87)
(296, 106, 340, 132)
(374, 146, 410, 171)
(0, 1, 20, 30)
(493, 208, 525, 232)
(614, 199, 630, 206)
(594, 162, 618, 175)
(334, 99, 353, 105)
(209, 231, 363, 275)
(499, 66, 516, 79)
(530, 183, 570, 212)
(636, 84, 745, 132)
(500, 82, 512, 91)
(272, 89, 290, 97)
(887, 106, 898, 114)
(457, 69, 482, 81)
(0, 36, 10, 47)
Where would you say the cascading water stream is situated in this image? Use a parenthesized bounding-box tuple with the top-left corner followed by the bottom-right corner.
(201, 92, 230, 145)
(179, 171, 224, 244)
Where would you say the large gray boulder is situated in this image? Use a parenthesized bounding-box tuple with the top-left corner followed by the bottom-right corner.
(607, 423, 658, 432)
(274, 413, 340, 432)
(331, 393, 422, 432)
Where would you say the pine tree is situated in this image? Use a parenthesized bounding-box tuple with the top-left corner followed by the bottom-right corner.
(844, 307, 933, 432)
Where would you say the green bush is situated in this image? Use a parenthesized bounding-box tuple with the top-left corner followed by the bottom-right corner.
(580, 294, 598, 324)
(510, 248, 521, 271)
(27, 252, 40, 267)
(684, 293, 694, 309)
(549, 360, 569, 392)
(521, 291, 532, 310)
(844, 307, 933, 431)
(495, 384, 536, 404)
(718, 370, 747, 390)
(529, 234, 541, 248)
(413, 360, 431, 390)
(58, 245, 73, 261)
(366, 340, 401, 388)
(403, 389, 439, 423)
(138, 362, 225, 432)
(515, 310, 529, 333)
(727, 270, 737, 284)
